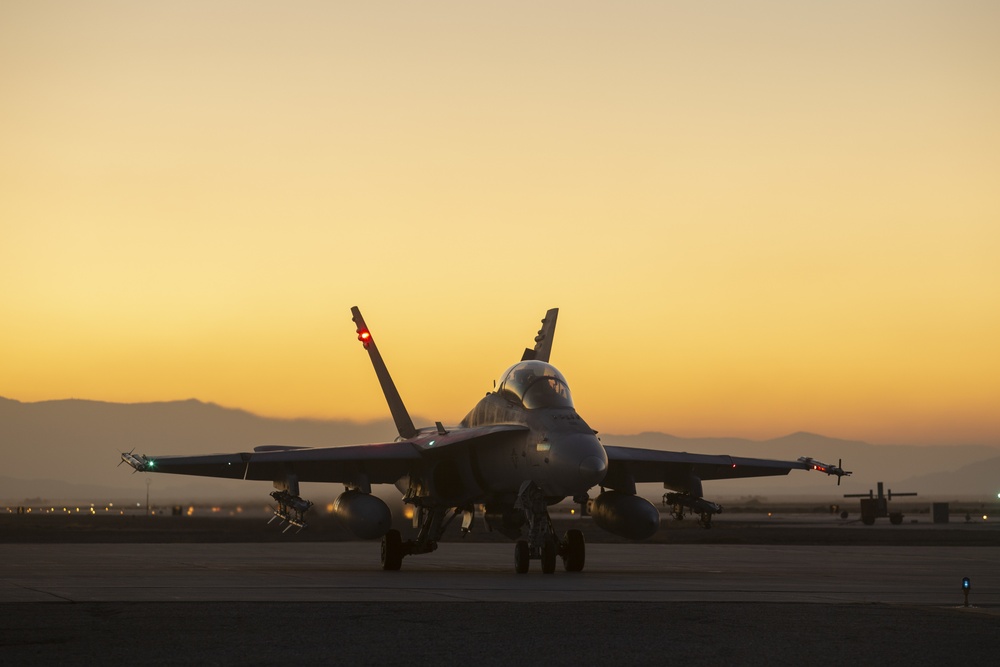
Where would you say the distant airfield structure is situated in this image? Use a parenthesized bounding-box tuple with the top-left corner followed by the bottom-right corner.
(845, 481, 917, 525)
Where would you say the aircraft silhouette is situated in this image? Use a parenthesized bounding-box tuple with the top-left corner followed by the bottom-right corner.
(122, 307, 850, 573)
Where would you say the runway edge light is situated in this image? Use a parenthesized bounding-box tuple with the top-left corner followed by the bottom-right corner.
(962, 577, 971, 607)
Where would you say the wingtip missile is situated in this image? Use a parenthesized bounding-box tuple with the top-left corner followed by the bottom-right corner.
(798, 456, 852, 483)
(116, 447, 134, 467)
(120, 451, 151, 472)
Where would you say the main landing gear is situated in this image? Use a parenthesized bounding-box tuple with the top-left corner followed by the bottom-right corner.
(381, 528, 404, 570)
(380, 505, 471, 571)
(562, 529, 585, 572)
(379, 484, 588, 573)
(512, 482, 586, 574)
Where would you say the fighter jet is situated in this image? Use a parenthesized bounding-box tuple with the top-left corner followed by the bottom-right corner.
(121, 307, 850, 573)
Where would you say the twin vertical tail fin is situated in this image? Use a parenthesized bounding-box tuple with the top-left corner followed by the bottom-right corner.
(521, 308, 559, 362)
(351, 306, 558, 438)
(351, 307, 418, 440)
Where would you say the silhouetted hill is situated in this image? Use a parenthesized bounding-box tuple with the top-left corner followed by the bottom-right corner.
(0, 397, 401, 503)
(2, 397, 998, 503)
(899, 456, 1000, 498)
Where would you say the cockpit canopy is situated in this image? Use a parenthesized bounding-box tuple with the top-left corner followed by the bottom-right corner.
(498, 360, 574, 409)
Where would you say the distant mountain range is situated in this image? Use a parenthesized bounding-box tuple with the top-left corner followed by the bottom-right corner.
(606, 431, 1000, 500)
(2, 397, 998, 504)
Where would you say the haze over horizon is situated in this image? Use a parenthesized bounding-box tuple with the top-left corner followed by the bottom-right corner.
(1, 394, 994, 449)
(3, 396, 999, 503)
(3, 2, 998, 448)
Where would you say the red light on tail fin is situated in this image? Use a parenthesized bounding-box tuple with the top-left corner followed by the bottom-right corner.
(357, 328, 371, 348)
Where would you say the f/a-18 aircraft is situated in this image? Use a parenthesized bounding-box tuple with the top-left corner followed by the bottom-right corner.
(121, 307, 849, 573)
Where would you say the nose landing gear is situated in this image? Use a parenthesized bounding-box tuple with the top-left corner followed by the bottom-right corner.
(512, 530, 584, 574)
(514, 540, 530, 573)
(513, 481, 586, 573)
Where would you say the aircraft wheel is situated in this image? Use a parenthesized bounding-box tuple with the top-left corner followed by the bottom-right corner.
(889, 512, 904, 525)
(514, 540, 530, 574)
(862, 515, 876, 526)
(541, 539, 557, 574)
(381, 529, 403, 571)
(562, 529, 585, 572)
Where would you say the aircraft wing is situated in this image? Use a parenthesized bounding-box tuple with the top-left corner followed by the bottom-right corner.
(122, 441, 421, 485)
(602, 445, 839, 490)
(121, 424, 531, 485)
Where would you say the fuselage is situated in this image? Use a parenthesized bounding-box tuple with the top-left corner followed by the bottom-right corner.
(462, 391, 607, 497)
(396, 361, 608, 507)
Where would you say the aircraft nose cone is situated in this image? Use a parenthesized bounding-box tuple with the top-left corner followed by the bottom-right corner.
(579, 455, 607, 486)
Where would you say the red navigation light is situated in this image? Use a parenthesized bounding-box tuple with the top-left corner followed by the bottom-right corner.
(357, 328, 371, 348)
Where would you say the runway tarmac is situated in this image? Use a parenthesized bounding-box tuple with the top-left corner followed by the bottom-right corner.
(3, 542, 999, 605)
(2, 542, 998, 665)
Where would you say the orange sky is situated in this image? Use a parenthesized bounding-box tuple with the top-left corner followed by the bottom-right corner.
(2, 2, 998, 446)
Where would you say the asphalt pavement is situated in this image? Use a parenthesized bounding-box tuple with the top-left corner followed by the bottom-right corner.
(2, 542, 998, 666)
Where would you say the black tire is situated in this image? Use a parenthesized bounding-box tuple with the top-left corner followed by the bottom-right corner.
(514, 540, 530, 574)
(381, 529, 403, 571)
(541, 539, 557, 574)
(889, 513, 904, 525)
(862, 515, 876, 526)
(562, 529, 585, 572)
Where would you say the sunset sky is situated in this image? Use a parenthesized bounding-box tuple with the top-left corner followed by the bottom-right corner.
(2, 2, 998, 447)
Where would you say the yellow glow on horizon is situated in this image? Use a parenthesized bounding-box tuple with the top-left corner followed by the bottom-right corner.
(2, 2, 998, 446)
